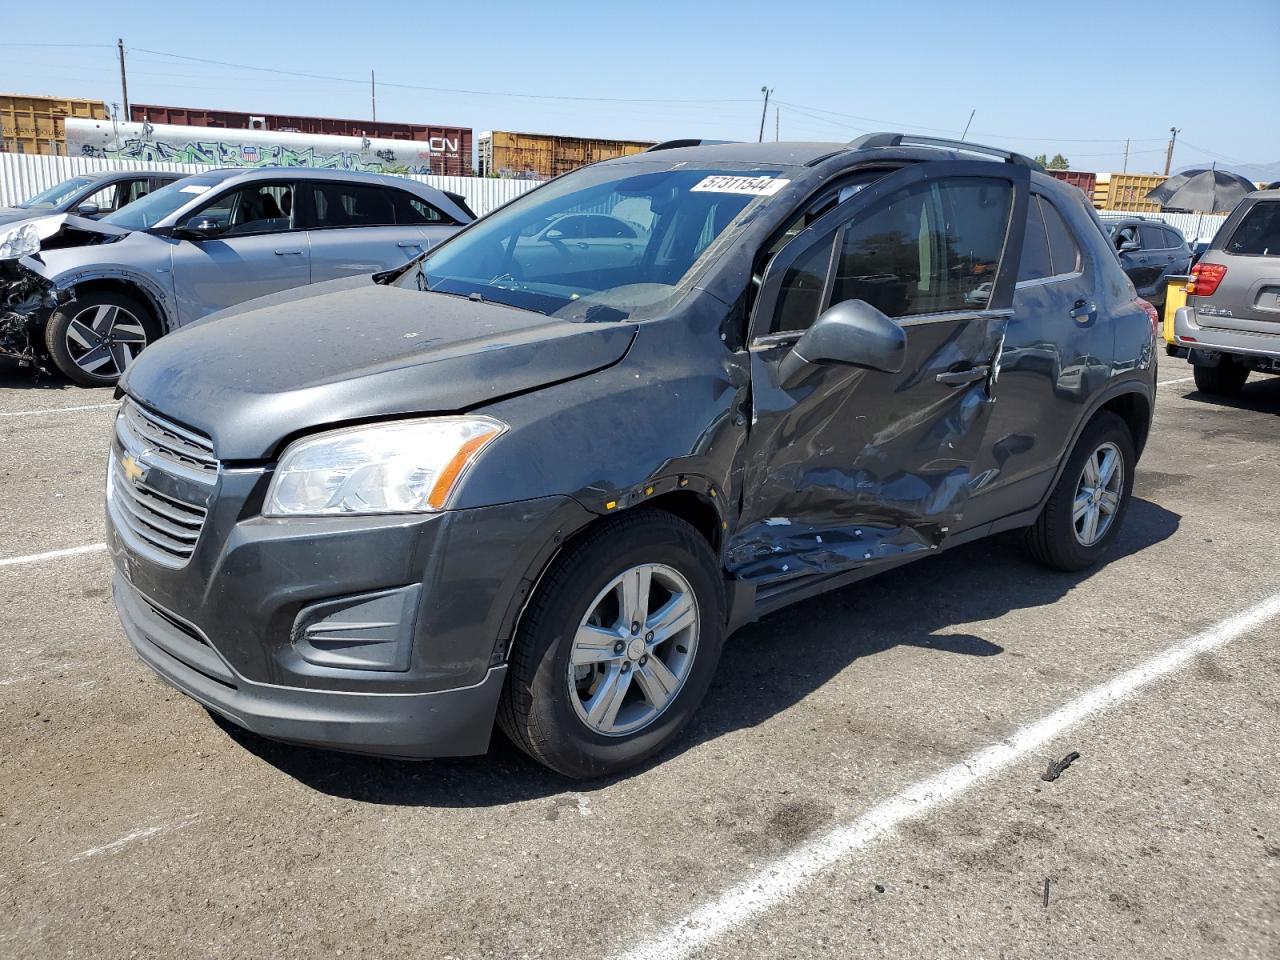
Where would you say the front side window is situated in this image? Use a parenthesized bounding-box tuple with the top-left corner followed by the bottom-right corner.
(80, 183, 122, 213)
(103, 176, 228, 230)
(405, 164, 784, 320)
(196, 183, 295, 237)
(311, 183, 394, 228)
(1226, 202, 1280, 256)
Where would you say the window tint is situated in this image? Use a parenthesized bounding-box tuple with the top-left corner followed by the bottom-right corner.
(1163, 227, 1184, 249)
(1018, 196, 1053, 282)
(196, 183, 294, 236)
(311, 183, 395, 228)
(772, 237, 835, 333)
(1226, 202, 1280, 256)
(1041, 199, 1082, 275)
(1140, 224, 1166, 249)
(829, 177, 1012, 319)
(390, 190, 452, 225)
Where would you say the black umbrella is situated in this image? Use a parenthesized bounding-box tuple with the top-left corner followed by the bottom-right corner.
(1145, 168, 1257, 213)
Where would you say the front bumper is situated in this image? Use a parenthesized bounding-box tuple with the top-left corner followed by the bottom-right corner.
(1174, 306, 1280, 363)
(116, 572, 507, 758)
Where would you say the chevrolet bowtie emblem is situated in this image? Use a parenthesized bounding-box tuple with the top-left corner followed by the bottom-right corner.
(121, 454, 146, 484)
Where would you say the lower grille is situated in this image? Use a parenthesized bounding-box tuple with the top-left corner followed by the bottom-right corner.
(109, 455, 208, 565)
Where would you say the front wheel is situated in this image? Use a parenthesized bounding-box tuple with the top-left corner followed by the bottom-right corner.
(43, 290, 159, 387)
(498, 509, 725, 779)
(1026, 411, 1135, 572)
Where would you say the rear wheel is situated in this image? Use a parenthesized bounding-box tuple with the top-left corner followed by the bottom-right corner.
(1193, 361, 1249, 397)
(498, 509, 725, 779)
(44, 290, 159, 387)
(1026, 411, 1135, 572)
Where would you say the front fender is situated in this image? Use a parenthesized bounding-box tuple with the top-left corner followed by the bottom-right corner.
(44, 265, 177, 332)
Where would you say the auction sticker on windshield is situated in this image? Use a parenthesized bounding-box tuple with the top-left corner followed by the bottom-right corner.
(690, 175, 790, 196)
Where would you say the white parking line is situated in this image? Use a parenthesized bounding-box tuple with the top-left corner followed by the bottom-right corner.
(0, 401, 119, 418)
(1158, 375, 1196, 386)
(0, 543, 107, 568)
(615, 590, 1280, 960)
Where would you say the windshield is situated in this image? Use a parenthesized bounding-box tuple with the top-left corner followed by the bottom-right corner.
(17, 176, 96, 209)
(102, 177, 219, 230)
(402, 164, 788, 320)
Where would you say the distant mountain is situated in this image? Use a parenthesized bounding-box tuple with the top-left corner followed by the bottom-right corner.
(1176, 160, 1280, 185)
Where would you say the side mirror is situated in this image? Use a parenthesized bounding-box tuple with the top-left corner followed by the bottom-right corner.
(777, 299, 907, 385)
(75, 201, 100, 218)
(178, 215, 227, 240)
(1119, 239, 1140, 253)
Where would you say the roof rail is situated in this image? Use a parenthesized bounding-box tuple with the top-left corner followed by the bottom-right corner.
(646, 138, 735, 152)
(847, 132, 1042, 170)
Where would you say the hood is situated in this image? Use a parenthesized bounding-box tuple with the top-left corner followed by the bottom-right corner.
(0, 207, 38, 227)
(121, 281, 637, 459)
(2, 213, 133, 267)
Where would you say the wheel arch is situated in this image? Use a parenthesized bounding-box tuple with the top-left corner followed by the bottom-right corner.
(61, 274, 173, 333)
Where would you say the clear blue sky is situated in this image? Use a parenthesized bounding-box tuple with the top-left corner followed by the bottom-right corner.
(2, 0, 1276, 175)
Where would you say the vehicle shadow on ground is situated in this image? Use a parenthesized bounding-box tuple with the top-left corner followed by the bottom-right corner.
(218, 497, 1181, 806)
(1181, 377, 1280, 415)
(0, 371, 79, 392)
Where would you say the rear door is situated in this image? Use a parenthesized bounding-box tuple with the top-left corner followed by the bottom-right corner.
(1140, 223, 1175, 294)
(304, 181, 435, 282)
(729, 160, 1028, 585)
(167, 179, 310, 325)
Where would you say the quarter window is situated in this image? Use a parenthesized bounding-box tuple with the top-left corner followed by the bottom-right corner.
(1041, 199, 1082, 275)
(1163, 227, 1184, 249)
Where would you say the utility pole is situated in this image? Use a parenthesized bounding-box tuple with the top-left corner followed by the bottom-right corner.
(1164, 126, 1180, 176)
(758, 86, 772, 143)
(371, 70, 377, 122)
(1122, 138, 1130, 172)
(775, 107, 779, 142)
(961, 108, 976, 140)
(116, 38, 130, 117)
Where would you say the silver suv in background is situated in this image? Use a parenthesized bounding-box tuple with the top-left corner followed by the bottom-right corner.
(1175, 188, 1280, 395)
(0, 168, 474, 385)
(0, 170, 185, 226)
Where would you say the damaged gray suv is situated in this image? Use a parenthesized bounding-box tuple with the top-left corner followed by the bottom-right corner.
(108, 134, 1157, 778)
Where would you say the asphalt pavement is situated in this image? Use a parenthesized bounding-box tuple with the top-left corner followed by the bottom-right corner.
(1, 358, 1277, 960)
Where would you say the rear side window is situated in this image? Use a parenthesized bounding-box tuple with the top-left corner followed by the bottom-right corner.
(1017, 197, 1052, 281)
(311, 183, 395, 228)
(1041, 199, 1082, 275)
(1225, 202, 1280, 256)
(1140, 224, 1166, 249)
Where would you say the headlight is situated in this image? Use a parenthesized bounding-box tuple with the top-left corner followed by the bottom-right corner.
(263, 417, 505, 517)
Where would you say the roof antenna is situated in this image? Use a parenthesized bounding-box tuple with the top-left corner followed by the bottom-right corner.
(961, 109, 976, 140)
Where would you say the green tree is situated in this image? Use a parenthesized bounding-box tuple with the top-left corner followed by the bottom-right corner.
(1033, 153, 1071, 170)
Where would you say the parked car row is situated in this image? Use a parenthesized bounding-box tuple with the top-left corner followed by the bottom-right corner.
(1, 168, 474, 383)
(93, 134, 1160, 777)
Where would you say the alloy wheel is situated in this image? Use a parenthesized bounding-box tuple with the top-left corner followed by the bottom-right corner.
(1072, 441, 1124, 546)
(568, 562, 699, 737)
(64, 303, 148, 379)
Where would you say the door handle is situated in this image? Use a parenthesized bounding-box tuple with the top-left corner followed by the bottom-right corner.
(273, 248, 303, 255)
(397, 240, 422, 248)
(1070, 299, 1098, 324)
(936, 365, 990, 387)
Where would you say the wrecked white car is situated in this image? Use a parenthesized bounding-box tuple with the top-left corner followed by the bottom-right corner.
(1, 167, 473, 385)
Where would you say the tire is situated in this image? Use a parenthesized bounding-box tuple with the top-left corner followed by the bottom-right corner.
(44, 290, 160, 387)
(1026, 411, 1135, 572)
(1193, 361, 1249, 397)
(498, 509, 725, 779)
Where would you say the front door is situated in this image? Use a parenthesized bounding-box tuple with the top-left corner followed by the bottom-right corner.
(167, 180, 310, 326)
(728, 160, 1028, 586)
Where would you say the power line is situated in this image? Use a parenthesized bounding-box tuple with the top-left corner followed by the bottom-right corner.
(131, 46, 755, 105)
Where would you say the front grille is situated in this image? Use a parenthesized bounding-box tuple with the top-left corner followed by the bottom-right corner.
(120, 400, 217, 475)
(110, 458, 209, 564)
